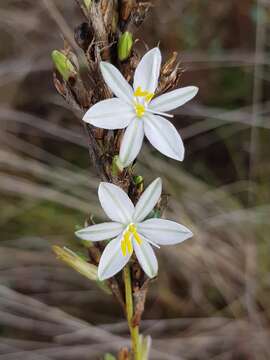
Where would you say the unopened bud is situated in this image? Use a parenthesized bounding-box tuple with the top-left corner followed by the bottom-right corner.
(104, 354, 116, 360)
(51, 50, 76, 81)
(133, 175, 143, 186)
(112, 155, 124, 176)
(53, 246, 98, 281)
(83, 0, 92, 11)
(118, 32, 133, 61)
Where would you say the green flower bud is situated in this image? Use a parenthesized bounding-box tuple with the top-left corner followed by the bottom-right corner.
(133, 175, 143, 186)
(112, 155, 124, 176)
(104, 354, 116, 360)
(83, 0, 92, 11)
(118, 32, 133, 61)
(53, 246, 98, 281)
(51, 50, 76, 81)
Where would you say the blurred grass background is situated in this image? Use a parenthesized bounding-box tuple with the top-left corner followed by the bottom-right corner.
(0, 0, 270, 359)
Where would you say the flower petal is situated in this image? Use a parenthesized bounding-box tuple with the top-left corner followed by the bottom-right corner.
(98, 182, 134, 224)
(100, 61, 134, 103)
(137, 218, 193, 245)
(75, 222, 123, 242)
(133, 47, 161, 94)
(119, 118, 144, 167)
(133, 237, 158, 278)
(150, 86, 199, 112)
(144, 114, 184, 161)
(133, 178, 162, 223)
(98, 235, 131, 280)
(83, 98, 133, 129)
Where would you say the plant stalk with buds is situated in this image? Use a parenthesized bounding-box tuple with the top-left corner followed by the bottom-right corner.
(52, 1, 197, 359)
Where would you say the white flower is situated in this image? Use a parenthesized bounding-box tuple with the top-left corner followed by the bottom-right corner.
(75, 178, 193, 280)
(83, 47, 198, 167)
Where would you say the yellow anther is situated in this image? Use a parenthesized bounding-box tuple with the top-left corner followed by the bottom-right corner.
(126, 236, 133, 254)
(134, 86, 154, 103)
(121, 231, 133, 256)
(129, 224, 142, 245)
(133, 231, 142, 245)
(145, 93, 154, 102)
(129, 224, 136, 232)
(121, 239, 127, 257)
(124, 232, 133, 255)
(134, 86, 146, 97)
(121, 224, 142, 256)
(135, 103, 145, 118)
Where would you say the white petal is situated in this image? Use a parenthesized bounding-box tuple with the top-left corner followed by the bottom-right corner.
(98, 182, 134, 224)
(138, 232, 160, 249)
(100, 61, 133, 103)
(133, 237, 158, 278)
(133, 178, 162, 223)
(137, 218, 193, 245)
(83, 98, 133, 129)
(98, 235, 131, 280)
(119, 118, 144, 167)
(133, 48, 161, 94)
(144, 114, 184, 161)
(150, 86, 199, 112)
(75, 222, 123, 241)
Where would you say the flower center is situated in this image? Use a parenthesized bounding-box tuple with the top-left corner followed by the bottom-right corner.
(134, 86, 154, 119)
(121, 223, 142, 256)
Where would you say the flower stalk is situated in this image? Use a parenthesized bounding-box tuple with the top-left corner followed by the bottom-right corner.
(123, 265, 140, 360)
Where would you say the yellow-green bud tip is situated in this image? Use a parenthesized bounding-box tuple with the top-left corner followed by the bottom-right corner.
(83, 0, 92, 10)
(51, 50, 76, 81)
(118, 32, 133, 61)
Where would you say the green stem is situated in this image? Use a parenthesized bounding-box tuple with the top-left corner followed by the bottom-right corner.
(123, 265, 140, 360)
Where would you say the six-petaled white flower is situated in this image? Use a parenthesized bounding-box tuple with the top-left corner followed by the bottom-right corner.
(75, 178, 193, 280)
(83, 47, 198, 167)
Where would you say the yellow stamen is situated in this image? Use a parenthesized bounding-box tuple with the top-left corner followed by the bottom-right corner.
(133, 231, 142, 245)
(145, 92, 154, 102)
(124, 232, 133, 254)
(134, 86, 146, 97)
(121, 239, 127, 256)
(134, 103, 145, 118)
(134, 86, 154, 103)
(121, 231, 133, 256)
(129, 224, 142, 245)
(126, 235, 133, 254)
(121, 224, 142, 256)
